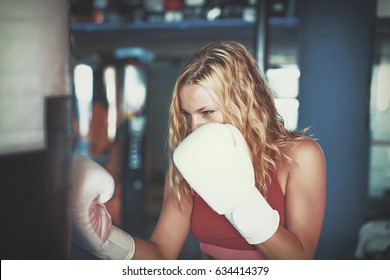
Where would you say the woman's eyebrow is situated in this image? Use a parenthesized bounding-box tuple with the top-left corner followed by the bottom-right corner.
(196, 105, 218, 112)
(180, 105, 217, 114)
(196, 106, 209, 112)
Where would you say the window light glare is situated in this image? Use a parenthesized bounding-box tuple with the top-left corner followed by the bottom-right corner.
(74, 64, 93, 137)
(104, 66, 117, 141)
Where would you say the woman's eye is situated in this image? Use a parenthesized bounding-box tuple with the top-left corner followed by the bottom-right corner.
(202, 110, 214, 116)
(181, 111, 189, 118)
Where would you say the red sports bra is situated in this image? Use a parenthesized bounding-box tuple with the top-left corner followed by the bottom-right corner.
(191, 177, 285, 251)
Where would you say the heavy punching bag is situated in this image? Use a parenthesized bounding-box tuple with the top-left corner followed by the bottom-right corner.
(0, 0, 72, 259)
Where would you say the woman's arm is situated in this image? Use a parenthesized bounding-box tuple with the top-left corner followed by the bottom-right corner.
(256, 139, 327, 259)
(132, 178, 193, 259)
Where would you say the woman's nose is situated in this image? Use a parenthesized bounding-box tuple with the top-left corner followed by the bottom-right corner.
(190, 115, 206, 132)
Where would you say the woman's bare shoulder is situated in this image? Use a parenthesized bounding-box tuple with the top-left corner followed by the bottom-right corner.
(284, 137, 325, 165)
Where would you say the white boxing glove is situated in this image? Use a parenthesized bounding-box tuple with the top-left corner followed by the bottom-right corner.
(71, 154, 135, 259)
(173, 123, 279, 244)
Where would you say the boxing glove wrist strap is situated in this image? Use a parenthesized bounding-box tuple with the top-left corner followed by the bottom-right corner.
(226, 188, 280, 244)
(91, 226, 135, 260)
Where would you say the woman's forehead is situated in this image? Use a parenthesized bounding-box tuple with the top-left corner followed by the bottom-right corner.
(179, 84, 217, 111)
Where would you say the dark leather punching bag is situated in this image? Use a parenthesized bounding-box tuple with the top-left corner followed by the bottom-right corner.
(0, 0, 72, 259)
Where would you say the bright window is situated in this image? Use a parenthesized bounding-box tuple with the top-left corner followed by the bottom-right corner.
(74, 64, 93, 137)
(104, 66, 117, 141)
(266, 65, 300, 130)
(369, 60, 390, 198)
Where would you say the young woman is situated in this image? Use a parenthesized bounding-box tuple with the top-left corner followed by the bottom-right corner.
(71, 41, 326, 260)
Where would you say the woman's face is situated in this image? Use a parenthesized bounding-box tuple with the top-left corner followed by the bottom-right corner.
(179, 84, 224, 132)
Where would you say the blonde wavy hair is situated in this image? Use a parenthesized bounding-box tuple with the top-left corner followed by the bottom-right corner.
(168, 41, 307, 203)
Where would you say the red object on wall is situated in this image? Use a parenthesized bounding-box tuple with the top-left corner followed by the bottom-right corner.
(164, 0, 183, 11)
